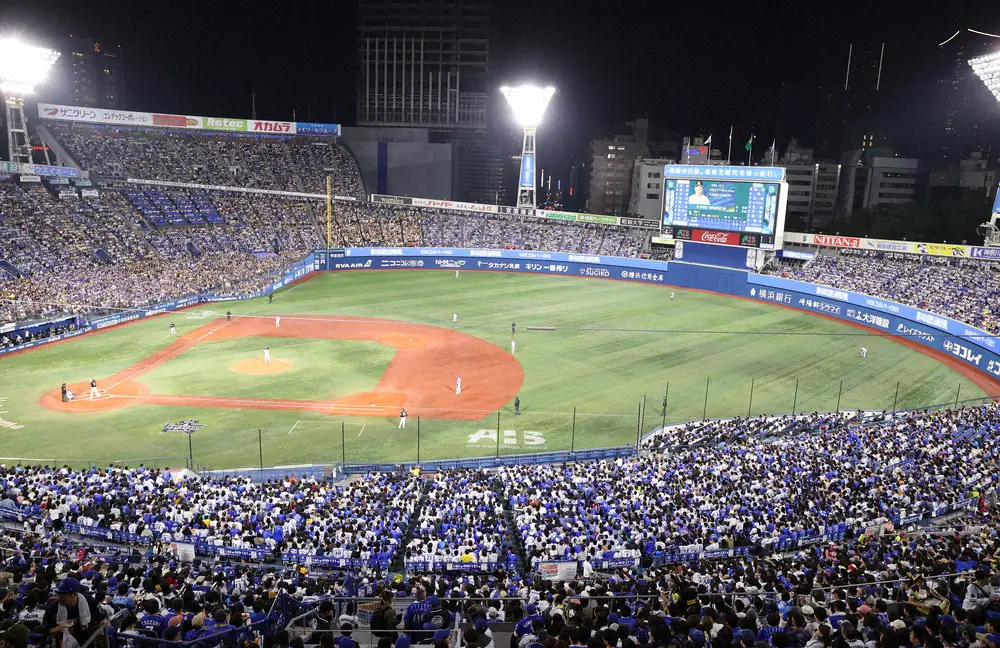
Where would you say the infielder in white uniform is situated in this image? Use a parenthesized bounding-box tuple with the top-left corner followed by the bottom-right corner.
(455, 376, 462, 395)
(860, 347, 867, 358)
(264, 346, 271, 363)
(511, 340, 516, 355)
(455, 270, 460, 279)
(398, 408, 408, 429)
(89, 378, 98, 400)
(452, 313, 458, 324)
(275, 316, 281, 328)
(670, 292, 675, 300)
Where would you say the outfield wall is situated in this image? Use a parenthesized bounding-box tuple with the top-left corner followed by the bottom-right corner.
(5, 247, 1000, 384)
(316, 247, 1000, 384)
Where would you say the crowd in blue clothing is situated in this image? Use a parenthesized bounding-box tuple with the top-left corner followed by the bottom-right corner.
(404, 471, 515, 570)
(505, 403, 1000, 564)
(0, 468, 421, 567)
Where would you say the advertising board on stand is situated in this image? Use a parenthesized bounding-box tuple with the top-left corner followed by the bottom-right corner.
(38, 103, 339, 138)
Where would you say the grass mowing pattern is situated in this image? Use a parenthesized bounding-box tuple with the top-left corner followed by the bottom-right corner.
(0, 270, 985, 469)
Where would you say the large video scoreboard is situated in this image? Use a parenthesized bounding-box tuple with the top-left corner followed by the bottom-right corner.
(661, 165, 787, 249)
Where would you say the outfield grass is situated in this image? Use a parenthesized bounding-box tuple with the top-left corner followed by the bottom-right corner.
(0, 270, 987, 469)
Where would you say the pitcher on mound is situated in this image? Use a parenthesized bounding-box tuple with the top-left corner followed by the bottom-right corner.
(264, 346, 271, 363)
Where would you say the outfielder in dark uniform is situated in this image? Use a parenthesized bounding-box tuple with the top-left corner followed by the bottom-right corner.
(511, 322, 516, 335)
(514, 396, 520, 416)
(61, 383, 67, 402)
(226, 311, 232, 322)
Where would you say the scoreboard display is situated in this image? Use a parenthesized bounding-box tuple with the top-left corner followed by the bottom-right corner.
(660, 165, 787, 249)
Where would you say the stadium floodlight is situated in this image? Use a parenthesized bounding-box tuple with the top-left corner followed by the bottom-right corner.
(502, 84, 555, 209)
(0, 37, 60, 165)
(969, 51, 1000, 105)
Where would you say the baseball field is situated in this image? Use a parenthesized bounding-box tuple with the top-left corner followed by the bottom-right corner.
(0, 270, 993, 470)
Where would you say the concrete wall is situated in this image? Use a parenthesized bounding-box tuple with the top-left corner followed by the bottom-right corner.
(342, 126, 454, 200)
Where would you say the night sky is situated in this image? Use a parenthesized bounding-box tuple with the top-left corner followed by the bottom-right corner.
(2, 0, 998, 184)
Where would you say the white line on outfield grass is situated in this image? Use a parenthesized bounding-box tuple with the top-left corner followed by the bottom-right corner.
(357, 424, 367, 438)
(287, 421, 300, 435)
(105, 273, 319, 391)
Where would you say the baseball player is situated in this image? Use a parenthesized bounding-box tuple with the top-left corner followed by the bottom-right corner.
(89, 378, 98, 400)
(61, 383, 67, 402)
(269, 294, 273, 304)
(670, 292, 675, 300)
(275, 316, 281, 328)
(226, 310, 231, 322)
(399, 408, 408, 429)
(455, 376, 462, 395)
(452, 313, 458, 324)
(860, 346, 867, 358)
(514, 396, 520, 416)
(510, 340, 516, 355)
(512, 322, 516, 335)
(455, 269, 460, 279)
(264, 346, 271, 363)
(169, 322, 176, 335)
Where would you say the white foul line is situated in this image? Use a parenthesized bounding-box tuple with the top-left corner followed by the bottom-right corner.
(357, 423, 367, 438)
(106, 273, 318, 391)
(287, 421, 300, 435)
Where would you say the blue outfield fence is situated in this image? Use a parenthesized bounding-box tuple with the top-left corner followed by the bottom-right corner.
(314, 247, 1000, 382)
(0, 254, 319, 356)
(5, 246, 1000, 382)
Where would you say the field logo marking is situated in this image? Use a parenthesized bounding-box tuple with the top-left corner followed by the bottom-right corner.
(161, 419, 206, 435)
(0, 397, 25, 430)
(467, 429, 546, 449)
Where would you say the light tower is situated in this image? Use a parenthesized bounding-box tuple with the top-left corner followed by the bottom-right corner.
(502, 84, 554, 209)
(968, 51, 1000, 246)
(0, 38, 60, 165)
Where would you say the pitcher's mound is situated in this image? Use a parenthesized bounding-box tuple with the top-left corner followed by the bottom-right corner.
(230, 358, 294, 375)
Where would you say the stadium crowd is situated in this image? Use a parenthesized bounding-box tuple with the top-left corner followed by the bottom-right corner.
(45, 123, 365, 198)
(776, 250, 1000, 334)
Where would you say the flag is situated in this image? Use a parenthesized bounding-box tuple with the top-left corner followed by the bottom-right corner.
(745, 136, 754, 152)
(704, 135, 712, 146)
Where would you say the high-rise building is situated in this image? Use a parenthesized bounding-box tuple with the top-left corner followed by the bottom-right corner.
(837, 149, 922, 219)
(588, 118, 651, 216)
(356, 0, 500, 204)
(62, 36, 123, 109)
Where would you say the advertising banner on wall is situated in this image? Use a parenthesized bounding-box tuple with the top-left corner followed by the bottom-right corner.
(0, 161, 79, 178)
(40, 103, 332, 138)
(248, 120, 296, 134)
(519, 153, 536, 188)
(295, 122, 341, 136)
(971, 246, 1000, 260)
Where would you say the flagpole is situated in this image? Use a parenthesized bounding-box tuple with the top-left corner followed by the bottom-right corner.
(727, 126, 733, 165)
(748, 132, 753, 166)
(770, 138, 776, 165)
(727, 125, 733, 165)
(706, 134, 712, 164)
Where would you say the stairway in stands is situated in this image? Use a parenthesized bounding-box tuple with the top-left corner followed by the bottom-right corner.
(497, 474, 530, 574)
(390, 476, 432, 573)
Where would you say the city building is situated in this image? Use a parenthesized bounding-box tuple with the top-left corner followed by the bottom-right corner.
(837, 149, 921, 219)
(588, 118, 651, 216)
(927, 152, 999, 202)
(355, 0, 500, 204)
(758, 140, 842, 231)
(61, 35, 123, 109)
(628, 157, 673, 220)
